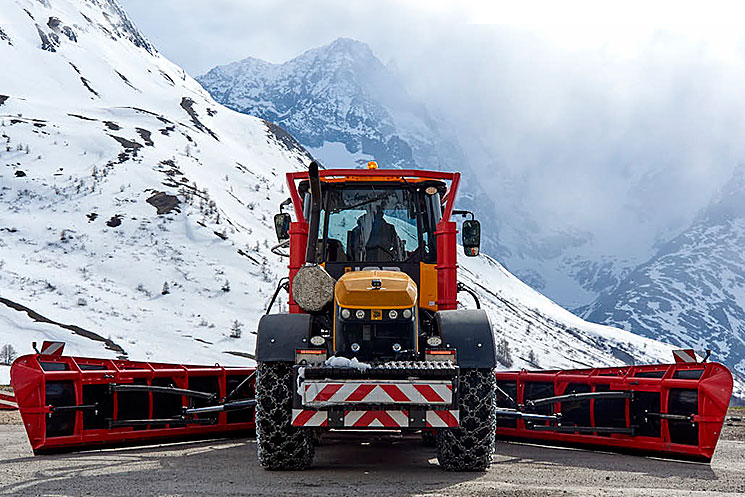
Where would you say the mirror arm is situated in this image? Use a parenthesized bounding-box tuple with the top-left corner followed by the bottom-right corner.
(279, 197, 292, 213)
(452, 209, 475, 221)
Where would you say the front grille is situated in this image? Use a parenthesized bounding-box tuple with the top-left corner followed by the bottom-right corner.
(336, 321, 416, 362)
(302, 360, 458, 380)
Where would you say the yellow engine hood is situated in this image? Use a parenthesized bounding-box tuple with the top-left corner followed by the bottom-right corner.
(335, 270, 417, 309)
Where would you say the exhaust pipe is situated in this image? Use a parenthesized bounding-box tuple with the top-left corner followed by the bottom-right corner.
(305, 161, 322, 264)
(291, 161, 335, 313)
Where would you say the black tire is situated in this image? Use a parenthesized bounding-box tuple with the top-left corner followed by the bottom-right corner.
(255, 362, 314, 470)
(436, 368, 496, 471)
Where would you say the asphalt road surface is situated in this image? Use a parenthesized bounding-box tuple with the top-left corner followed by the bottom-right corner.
(1, 412, 744, 496)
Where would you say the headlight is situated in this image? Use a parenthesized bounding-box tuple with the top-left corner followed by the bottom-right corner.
(403, 308, 412, 319)
(310, 335, 325, 346)
(426, 336, 443, 347)
(341, 308, 351, 319)
(355, 309, 365, 320)
(388, 309, 398, 319)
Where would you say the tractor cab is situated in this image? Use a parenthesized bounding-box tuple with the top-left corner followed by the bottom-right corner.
(274, 162, 481, 316)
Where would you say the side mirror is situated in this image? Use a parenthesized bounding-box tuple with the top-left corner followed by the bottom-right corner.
(274, 213, 291, 241)
(462, 219, 481, 257)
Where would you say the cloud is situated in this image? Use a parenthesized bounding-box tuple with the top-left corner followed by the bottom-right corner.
(120, 0, 745, 259)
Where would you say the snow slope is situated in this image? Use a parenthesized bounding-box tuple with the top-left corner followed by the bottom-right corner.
(0, 0, 713, 397)
(0, 0, 310, 366)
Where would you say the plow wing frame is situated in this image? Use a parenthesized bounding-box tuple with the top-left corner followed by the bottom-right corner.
(494, 361, 732, 461)
(10, 352, 256, 453)
(9, 346, 734, 461)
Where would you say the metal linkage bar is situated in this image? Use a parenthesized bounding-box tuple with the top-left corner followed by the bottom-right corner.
(495, 385, 518, 408)
(108, 418, 215, 428)
(496, 408, 562, 422)
(525, 390, 632, 408)
(50, 404, 97, 413)
(110, 384, 216, 401)
(530, 424, 635, 435)
(225, 372, 256, 402)
(184, 399, 256, 415)
(645, 412, 695, 422)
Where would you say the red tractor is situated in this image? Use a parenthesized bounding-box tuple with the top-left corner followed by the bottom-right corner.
(255, 161, 495, 470)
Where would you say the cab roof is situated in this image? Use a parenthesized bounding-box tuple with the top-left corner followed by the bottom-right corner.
(286, 168, 461, 224)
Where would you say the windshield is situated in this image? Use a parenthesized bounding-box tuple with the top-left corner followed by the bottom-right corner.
(320, 186, 428, 263)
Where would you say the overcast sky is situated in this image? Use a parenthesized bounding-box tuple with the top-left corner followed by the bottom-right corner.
(119, 0, 745, 257)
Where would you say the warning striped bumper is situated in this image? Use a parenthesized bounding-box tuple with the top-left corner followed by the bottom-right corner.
(292, 409, 459, 428)
(0, 392, 18, 411)
(302, 379, 453, 406)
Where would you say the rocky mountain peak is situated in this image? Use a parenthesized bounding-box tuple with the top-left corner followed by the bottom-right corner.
(699, 164, 745, 225)
(197, 37, 418, 165)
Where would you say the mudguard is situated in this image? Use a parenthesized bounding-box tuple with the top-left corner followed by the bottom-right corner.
(436, 309, 496, 369)
(255, 313, 313, 362)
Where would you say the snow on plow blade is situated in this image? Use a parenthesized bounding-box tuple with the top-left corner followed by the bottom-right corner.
(495, 360, 733, 461)
(10, 350, 256, 453)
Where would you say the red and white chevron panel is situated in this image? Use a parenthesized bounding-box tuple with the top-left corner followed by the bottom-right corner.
(426, 410, 459, 428)
(40, 341, 65, 356)
(292, 409, 328, 427)
(291, 409, 459, 428)
(0, 392, 18, 411)
(673, 349, 697, 364)
(302, 380, 453, 406)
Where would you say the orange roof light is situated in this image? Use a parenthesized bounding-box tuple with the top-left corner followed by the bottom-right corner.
(367, 161, 378, 170)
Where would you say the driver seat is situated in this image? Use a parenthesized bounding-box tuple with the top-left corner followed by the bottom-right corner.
(348, 214, 402, 262)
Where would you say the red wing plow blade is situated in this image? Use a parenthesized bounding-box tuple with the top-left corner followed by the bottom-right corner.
(495, 359, 733, 461)
(10, 341, 734, 462)
(10, 344, 256, 453)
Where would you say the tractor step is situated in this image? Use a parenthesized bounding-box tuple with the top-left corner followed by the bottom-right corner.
(291, 408, 459, 428)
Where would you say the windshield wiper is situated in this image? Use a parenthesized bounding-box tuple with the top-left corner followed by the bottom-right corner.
(331, 190, 393, 213)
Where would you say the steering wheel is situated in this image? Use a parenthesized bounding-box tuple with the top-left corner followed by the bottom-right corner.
(364, 243, 398, 261)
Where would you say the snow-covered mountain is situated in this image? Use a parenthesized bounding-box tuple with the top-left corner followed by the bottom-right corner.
(0, 0, 706, 396)
(197, 38, 439, 170)
(196, 38, 509, 260)
(584, 166, 745, 389)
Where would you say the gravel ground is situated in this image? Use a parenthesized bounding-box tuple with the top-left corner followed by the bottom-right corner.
(0, 408, 743, 496)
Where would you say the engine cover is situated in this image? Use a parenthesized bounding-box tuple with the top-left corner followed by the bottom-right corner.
(335, 270, 417, 309)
